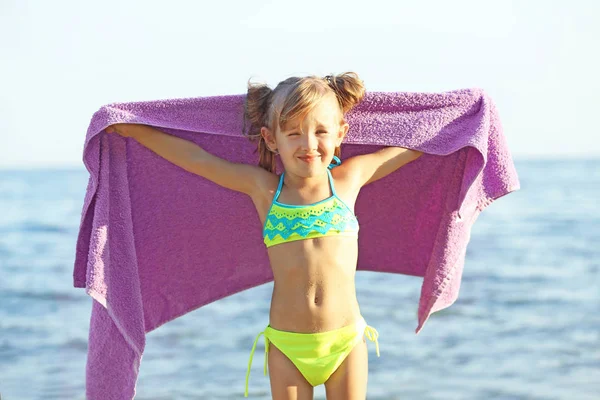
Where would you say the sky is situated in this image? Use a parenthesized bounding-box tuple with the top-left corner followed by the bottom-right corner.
(1, 0, 598, 169)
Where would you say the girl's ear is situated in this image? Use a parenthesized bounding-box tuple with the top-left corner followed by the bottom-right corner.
(261, 126, 277, 151)
(337, 123, 349, 147)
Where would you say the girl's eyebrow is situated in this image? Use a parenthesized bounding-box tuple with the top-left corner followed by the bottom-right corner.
(285, 123, 328, 132)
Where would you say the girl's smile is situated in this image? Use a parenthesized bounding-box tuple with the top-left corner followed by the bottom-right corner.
(299, 155, 320, 163)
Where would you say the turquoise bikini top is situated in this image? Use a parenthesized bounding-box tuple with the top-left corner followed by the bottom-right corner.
(263, 156, 360, 248)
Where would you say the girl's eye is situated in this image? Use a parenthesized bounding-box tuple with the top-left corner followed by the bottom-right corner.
(289, 131, 327, 136)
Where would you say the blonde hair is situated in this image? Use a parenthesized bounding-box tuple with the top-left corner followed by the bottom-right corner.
(242, 72, 366, 173)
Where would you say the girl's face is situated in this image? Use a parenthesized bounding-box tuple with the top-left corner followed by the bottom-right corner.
(263, 94, 349, 177)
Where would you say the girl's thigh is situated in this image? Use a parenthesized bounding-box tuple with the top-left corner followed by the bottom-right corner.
(324, 338, 369, 400)
(268, 342, 314, 400)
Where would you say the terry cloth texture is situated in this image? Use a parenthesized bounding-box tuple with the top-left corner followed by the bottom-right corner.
(73, 88, 520, 399)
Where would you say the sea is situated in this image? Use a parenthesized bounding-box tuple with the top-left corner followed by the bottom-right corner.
(0, 158, 598, 400)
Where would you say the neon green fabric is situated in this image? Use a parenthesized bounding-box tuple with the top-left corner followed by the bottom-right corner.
(244, 316, 380, 397)
(263, 168, 360, 248)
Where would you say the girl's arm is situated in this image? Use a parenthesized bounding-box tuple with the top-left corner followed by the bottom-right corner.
(342, 146, 423, 189)
(109, 123, 203, 173)
(107, 123, 270, 197)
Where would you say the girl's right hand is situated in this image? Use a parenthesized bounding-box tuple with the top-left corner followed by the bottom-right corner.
(106, 123, 133, 137)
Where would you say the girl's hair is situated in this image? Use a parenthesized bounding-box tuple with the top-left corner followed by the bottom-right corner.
(242, 72, 366, 173)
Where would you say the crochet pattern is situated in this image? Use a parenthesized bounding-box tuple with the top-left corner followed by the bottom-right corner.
(263, 196, 359, 247)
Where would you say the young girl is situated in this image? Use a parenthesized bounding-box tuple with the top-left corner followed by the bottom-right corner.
(106, 72, 423, 400)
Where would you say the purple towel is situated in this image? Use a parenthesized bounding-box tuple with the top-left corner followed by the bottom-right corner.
(73, 88, 519, 399)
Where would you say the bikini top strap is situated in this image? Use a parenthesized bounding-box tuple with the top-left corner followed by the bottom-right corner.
(326, 168, 337, 197)
(328, 155, 341, 170)
(274, 172, 285, 202)
(327, 155, 341, 196)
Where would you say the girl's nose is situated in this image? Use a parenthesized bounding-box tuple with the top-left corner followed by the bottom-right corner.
(301, 133, 318, 150)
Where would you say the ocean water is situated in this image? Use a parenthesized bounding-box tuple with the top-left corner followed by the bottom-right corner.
(0, 158, 598, 400)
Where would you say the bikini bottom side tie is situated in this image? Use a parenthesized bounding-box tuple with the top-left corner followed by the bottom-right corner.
(364, 325, 380, 357)
(245, 330, 268, 397)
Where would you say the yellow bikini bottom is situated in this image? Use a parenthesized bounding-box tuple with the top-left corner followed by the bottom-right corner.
(244, 316, 380, 397)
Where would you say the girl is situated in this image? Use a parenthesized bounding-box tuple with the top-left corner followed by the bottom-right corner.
(107, 72, 423, 400)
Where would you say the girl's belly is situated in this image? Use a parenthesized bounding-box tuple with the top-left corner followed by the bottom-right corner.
(267, 238, 361, 333)
(269, 284, 361, 333)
